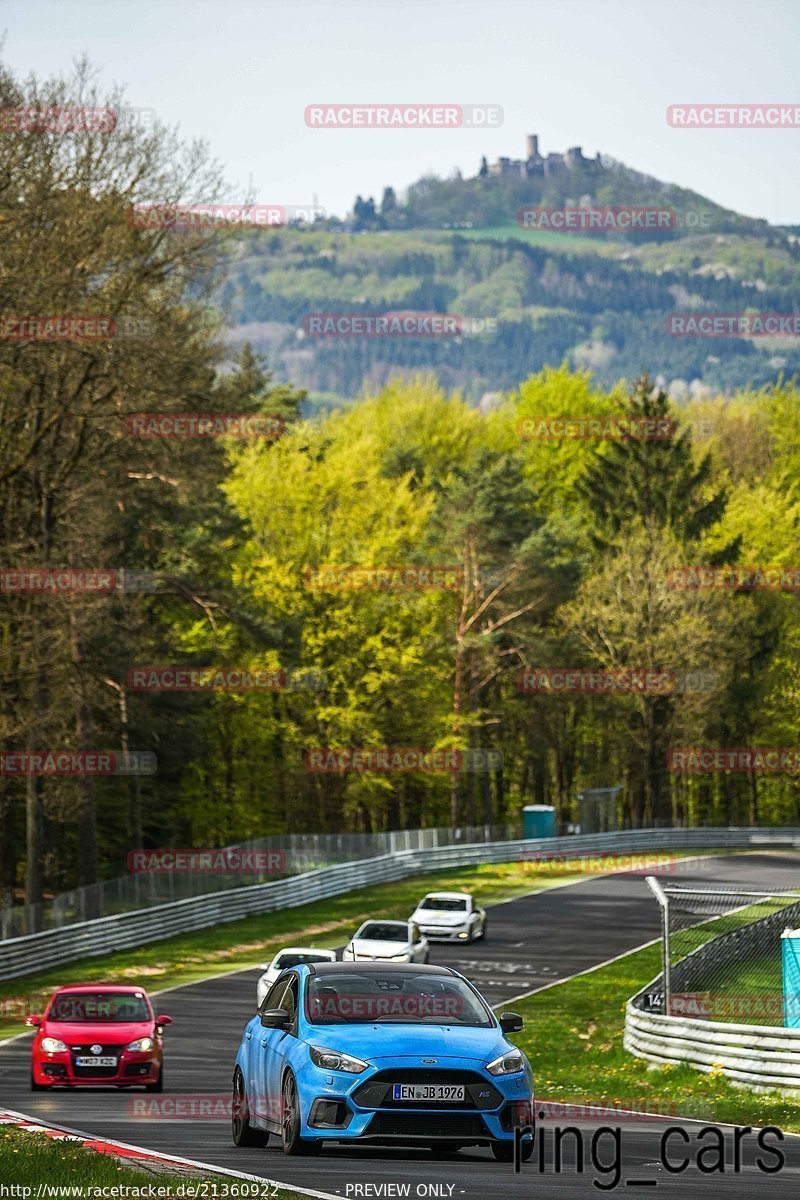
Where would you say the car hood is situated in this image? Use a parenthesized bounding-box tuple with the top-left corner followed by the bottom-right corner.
(304, 1022, 510, 1063)
(412, 910, 467, 925)
(349, 939, 410, 956)
(42, 1021, 153, 1042)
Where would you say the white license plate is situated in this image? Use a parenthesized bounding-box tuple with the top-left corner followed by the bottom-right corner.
(75, 1056, 117, 1067)
(392, 1084, 465, 1102)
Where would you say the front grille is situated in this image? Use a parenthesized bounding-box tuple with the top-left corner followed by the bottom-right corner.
(70, 1043, 124, 1079)
(353, 1069, 502, 1111)
(366, 1112, 488, 1139)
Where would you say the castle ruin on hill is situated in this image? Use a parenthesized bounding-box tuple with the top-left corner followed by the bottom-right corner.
(482, 134, 605, 179)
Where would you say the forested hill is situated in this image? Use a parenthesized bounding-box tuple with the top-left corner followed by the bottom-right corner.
(220, 144, 800, 406)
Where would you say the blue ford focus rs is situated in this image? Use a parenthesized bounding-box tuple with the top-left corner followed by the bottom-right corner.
(231, 961, 534, 1160)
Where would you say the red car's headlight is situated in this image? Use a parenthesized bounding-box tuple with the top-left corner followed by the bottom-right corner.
(41, 1036, 68, 1053)
(126, 1037, 154, 1052)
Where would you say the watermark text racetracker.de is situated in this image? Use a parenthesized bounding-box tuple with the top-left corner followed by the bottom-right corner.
(667, 103, 800, 127)
(666, 313, 800, 337)
(517, 668, 718, 696)
(668, 747, 800, 773)
(517, 206, 711, 232)
(519, 416, 677, 441)
(302, 313, 497, 337)
(667, 565, 800, 592)
(304, 747, 503, 772)
(304, 565, 462, 591)
(304, 103, 502, 128)
(127, 849, 285, 873)
(0, 751, 155, 776)
(517, 851, 699, 875)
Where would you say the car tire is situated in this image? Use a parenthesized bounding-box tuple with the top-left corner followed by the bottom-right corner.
(231, 1067, 269, 1147)
(30, 1070, 47, 1091)
(479, 917, 487, 939)
(144, 1067, 163, 1093)
(281, 1071, 318, 1155)
(491, 1139, 533, 1162)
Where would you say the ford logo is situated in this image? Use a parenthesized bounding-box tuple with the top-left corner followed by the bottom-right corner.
(90, 1044, 103, 1054)
(421, 1057, 437, 1064)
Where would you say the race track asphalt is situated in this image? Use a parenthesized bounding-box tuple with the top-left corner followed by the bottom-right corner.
(2, 852, 800, 1198)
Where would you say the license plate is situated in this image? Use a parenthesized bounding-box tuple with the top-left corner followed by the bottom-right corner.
(392, 1084, 465, 1102)
(75, 1056, 117, 1067)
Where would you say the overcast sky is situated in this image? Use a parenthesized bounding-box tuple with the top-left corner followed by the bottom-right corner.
(3, 0, 800, 224)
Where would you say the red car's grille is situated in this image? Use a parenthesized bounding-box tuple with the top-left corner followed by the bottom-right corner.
(69, 1043, 125, 1078)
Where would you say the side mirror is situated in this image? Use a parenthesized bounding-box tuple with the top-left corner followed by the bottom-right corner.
(156, 1015, 173, 1026)
(25, 1015, 41, 1028)
(260, 1007, 291, 1030)
(499, 1011, 524, 1034)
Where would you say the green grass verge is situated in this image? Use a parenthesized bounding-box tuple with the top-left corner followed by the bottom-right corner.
(0, 1125, 184, 1190)
(0, 1125, 298, 1196)
(513, 942, 800, 1132)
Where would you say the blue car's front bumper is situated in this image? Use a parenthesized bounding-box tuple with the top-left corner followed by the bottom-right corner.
(293, 1054, 535, 1145)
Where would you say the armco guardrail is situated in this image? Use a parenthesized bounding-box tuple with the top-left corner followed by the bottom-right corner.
(625, 991, 800, 1090)
(0, 826, 797, 984)
(0, 822, 514, 938)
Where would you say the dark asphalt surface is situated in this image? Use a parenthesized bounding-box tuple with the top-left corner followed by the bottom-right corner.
(2, 853, 800, 1198)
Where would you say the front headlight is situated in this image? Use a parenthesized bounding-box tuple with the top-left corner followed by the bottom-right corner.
(126, 1037, 154, 1052)
(309, 1045, 368, 1074)
(41, 1037, 67, 1053)
(486, 1050, 525, 1076)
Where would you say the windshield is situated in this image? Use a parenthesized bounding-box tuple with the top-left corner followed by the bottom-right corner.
(306, 970, 493, 1026)
(420, 897, 467, 911)
(275, 952, 332, 969)
(48, 992, 151, 1023)
(357, 923, 408, 942)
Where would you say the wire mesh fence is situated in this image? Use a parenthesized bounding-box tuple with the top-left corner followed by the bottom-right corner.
(645, 880, 800, 1026)
(0, 822, 515, 939)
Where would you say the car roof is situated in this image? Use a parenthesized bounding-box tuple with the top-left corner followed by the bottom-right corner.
(51, 984, 148, 994)
(307, 961, 457, 977)
(358, 918, 409, 927)
(272, 947, 337, 957)
(420, 891, 471, 900)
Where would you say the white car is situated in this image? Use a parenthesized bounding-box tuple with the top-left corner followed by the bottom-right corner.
(256, 947, 337, 1007)
(409, 891, 487, 942)
(343, 919, 429, 963)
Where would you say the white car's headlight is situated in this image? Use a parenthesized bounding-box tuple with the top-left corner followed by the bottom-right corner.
(126, 1037, 154, 1052)
(41, 1037, 67, 1053)
(486, 1050, 525, 1076)
(309, 1045, 368, 1073)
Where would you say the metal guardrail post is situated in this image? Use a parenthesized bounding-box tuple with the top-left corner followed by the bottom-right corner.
(646, 875, 670, 1015)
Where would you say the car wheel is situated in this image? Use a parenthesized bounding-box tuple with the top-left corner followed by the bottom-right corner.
(491, 1139, 533, 1162)
(479, 917, 487, 939)
(30, 1070, 47, 1091)
(281, 1071, 318, 1155)
(231, 1067, 269, 1147)
(144, 1067, 163, 1093)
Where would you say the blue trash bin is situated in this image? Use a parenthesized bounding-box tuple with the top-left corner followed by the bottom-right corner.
(782, 928, 800, 1027)
(522, 805, 556, 839)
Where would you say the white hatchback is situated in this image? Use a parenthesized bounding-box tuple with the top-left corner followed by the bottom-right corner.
(255, 947, 337, 1007)
(343, 919, 429, 963)
(409, 891, 487, 942)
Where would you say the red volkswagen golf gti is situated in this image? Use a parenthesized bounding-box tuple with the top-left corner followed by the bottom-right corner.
(27, 984, 172, 1091)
